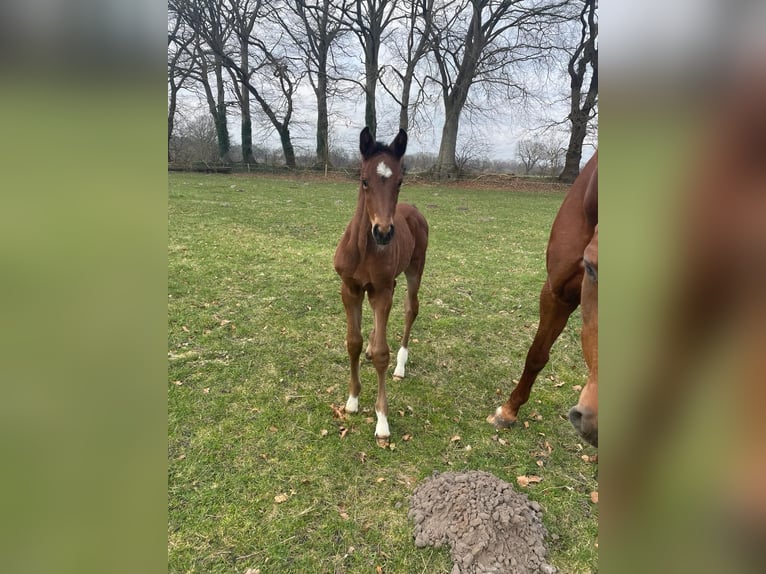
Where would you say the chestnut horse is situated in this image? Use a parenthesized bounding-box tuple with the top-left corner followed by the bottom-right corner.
(334, 127, 429, 448)
(489, 152, 598, 446)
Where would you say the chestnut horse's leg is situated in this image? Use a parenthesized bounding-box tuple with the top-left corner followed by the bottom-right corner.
(490, 279, 578, 427)
(367, 286, 394, 447)
(342, 282, 364, 414)
(393, 266, 424, 379)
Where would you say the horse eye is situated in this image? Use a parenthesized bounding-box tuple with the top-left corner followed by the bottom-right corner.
(362, 178, 369, 188)
(584, 260, 598, 282)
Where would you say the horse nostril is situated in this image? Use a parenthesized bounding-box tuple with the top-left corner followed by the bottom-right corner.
(568, 407, 583, 429)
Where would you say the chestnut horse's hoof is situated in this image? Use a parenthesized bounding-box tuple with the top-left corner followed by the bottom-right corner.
(375, 435, 390, 449)
(487, 406, 518, 429)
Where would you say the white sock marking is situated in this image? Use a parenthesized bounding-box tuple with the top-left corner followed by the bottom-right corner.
(393, 346, 408, 378)
(345, 395, 359, 413)
(376, 161, 393, 178)
(375, 410, 390, 438)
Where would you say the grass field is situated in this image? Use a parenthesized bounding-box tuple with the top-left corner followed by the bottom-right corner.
(168, 172, 598, 573)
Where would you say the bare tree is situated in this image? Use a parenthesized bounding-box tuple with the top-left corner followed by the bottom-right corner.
(279, 0, 349, 168)
(342, 0, 399, 139)
(378, 0, 434, 133)
(226, 0, 262, 165)
(426, 0, 571, 180)
(173, 0, 300, 167)
(170, 0, 234, 163)
(168, 13, 194, 162)
(559, 0, 597, 183)
(517, 138, 546, 174)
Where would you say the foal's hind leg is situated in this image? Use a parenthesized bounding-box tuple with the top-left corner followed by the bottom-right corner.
(393, 270, 422, 379)
(489, 279, 578, 428)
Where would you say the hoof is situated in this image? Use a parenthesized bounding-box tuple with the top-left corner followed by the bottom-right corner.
(392, 374, 404, 381)
(487, 406, 517, 429)
(375, 435, 390, 449)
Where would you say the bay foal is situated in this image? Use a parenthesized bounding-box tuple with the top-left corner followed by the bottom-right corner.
(334, 127, 428, 447)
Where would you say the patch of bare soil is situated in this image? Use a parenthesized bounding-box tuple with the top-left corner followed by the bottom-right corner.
(409, 470, 557, 574)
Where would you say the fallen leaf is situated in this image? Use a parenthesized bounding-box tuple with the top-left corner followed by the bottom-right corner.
(450, 435, 461, 443)
(320, 429, 328, 437)
(516, 475, 543, 487)
(358, 452, 367, 463)
(325, 385, 337, 394)
(181, 325, 189, 332)
(402, 434, 412, 442)
(365, 417, 375, 424)
(523, 421, 530, 429)
(173, 380, 184, 386)
(244, 569, 261, 574)
(376, 566, 383, 574)
(338, 507, 350, 520)
(202, 387, 210, 394)
(388, 442, 397, 450)
(554, 381, 565, 388)
(274, 493, 289, 504)
(376, 477, 385, 483)
(339, 427, 349, 439)
(590, 491, 599, 504)
(268, 426, 278, 433)
(498, 438, 508, 446)
(572, 385, 583, 392)
(331, 404, 346, 420)
(536, 460, 544, 468)
(464, 445, 472, 452)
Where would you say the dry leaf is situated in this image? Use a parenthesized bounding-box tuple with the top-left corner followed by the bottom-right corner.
(173, 380, 184, 386)
(572, 385, 583, 392)
(523, 421, 530, 429)
(516, 475, 543, 487)
(450, 435, 461, 442)
(320, 429, 328, 437)
(365, 417, 375, 424)
(376, 567, 383, 574)
(202, 387, 210, 394)
(325, 385, 337, 394)
(330, 404, 346, 420)
(181, 325, 190, 332)
(536, 460, 544, 468)
(590, 491, 599, 504)
(268, 426, 278, 433)
(338, 507, 350, 520)
(402, 434, 412, 442)
(274, 493, 289, 504)
(376, 477, 385, 483)
(498, 437, 508, 446)
(388, 442, 397, 450)
(358, 452, 367, 463)
(244, 569, 261, 574)
(339, 427, 349, 439)
(554, 381, 565, 388)
(398, 410, 405, 417)
(464, 445, 472, 451)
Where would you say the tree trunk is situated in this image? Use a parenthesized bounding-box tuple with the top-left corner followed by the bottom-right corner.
(168, 89, 177, 163)
(315, 67, 331, 168)
(398, 73, 412, 132)
(278, 126, 296, 167)
(433, 107, 460, 180)
(364, 53, 377, 137)
(559, 113, 587, 183)
(240, 41, 256, 165)
(214, 57, 231, 163)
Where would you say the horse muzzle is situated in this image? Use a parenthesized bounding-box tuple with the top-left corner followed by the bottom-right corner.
(372, 223, 395, 245)
(568, 405, 598, 447)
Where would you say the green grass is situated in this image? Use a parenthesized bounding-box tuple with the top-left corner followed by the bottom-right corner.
(168, 173, 598, 573)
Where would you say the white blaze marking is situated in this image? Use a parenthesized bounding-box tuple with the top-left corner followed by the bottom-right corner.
(393, 346, 408, 378)
(375, 410, 390, 438)
(376, 161, 393, 178)
(345, 395, 359, 413)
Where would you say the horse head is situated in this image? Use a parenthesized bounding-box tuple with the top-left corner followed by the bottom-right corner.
(569, 225, 598, 447)
(359, 127, 407, 246)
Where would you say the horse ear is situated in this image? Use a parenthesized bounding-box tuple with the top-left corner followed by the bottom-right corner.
(390, 129, 407, 159)
(360, 127, 375, 159)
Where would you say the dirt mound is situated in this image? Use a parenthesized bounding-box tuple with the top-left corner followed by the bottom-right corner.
(409, 470, 557, 574)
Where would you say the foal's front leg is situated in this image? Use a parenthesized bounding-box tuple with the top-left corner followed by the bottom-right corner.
(368, 287, 394, 447)
(341, 283, 364, 414)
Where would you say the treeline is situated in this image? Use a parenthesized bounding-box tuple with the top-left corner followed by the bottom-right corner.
(168, 0, 597, 181)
